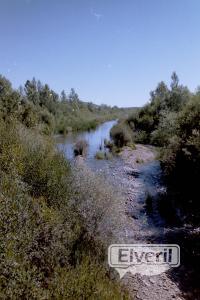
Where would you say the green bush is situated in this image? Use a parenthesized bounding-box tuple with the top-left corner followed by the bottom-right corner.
(74, 139, 88, 156)
(0, 120, 129, 298)
(110, 122, 133, 148)
(150, 111, 178, 146)
(125, 73, 191, 145)
(111, 73, 200, 223)
(95, 151, 105, 159)
(1, 74, 130, 137)
(0, 73, 133, 297)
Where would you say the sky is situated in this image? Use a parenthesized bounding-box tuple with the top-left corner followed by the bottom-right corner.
(1, 0, 200, 107)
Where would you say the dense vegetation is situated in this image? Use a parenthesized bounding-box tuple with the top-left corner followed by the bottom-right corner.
(112, 73, 200, 224)
(0, 75, 128, 135)
(0, 75, 129, 298)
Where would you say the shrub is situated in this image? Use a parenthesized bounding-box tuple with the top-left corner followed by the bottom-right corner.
(110, 122, 133, 148)
(0, 120, 129, 298)
(38, 109, 55, 135)
(0, 74, 132, 297)
(95, 151, 105, 159)
(104, 139, 114, 150)
(71, 164, 127, 240)
(150, 111, 178, 146)
(133, 130, 149, 144)
(127, 142, 136, 150)
(20, 102, 39, 128)
(74, 139, 88, 156)
(105, 151, 113, 160)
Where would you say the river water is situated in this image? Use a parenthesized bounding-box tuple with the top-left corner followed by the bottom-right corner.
(56, 120, 168, 228)
(56, 120, 117, 160)
(56, 120, 199, 299)
(56, 120, 169, 228)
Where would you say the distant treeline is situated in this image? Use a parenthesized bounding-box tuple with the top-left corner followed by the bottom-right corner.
(111, 72, 200, 224)
(0, 75, 131, 135)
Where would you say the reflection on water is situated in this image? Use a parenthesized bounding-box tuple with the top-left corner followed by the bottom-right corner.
(56, 120, 199, 298)
(56, 120, 117, 160)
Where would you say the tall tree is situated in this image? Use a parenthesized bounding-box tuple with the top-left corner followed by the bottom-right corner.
(68, 88, 80, 110)
(0, 75, 20, 120)
(24, 78, 39, 105)
(61, 90, 67, 102)
(170, 72, 179, 90)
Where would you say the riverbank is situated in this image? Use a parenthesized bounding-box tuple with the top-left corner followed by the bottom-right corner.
(119, 146, 184, 300)
(85, 144, 184, 300)
(58, 114, 199, 300)
(0, 119, 130, 299)
(120, 144, 156, 167)
(73, 141, 200, 300)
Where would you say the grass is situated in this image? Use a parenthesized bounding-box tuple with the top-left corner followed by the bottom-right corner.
(127, 143, 136, 150)
(95, 151, 105, 159)
(95, 150, 113, 160)
(110, 121, 134, 148)
(0, 119, 130, 299)
(0, 74, 135, 297)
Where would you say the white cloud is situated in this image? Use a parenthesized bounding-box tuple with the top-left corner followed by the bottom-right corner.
(90, 9, 103, 21)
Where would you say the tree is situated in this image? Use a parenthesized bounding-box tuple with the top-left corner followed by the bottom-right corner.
(170, 72, 179, 90)
(61, 90, 67, 102)
(0, 75, 20, 120)
(150, 81, 169, 112)
(24, 78, 39, 105)
(168, 72, 190, 112)
(20, 102, 38, 128)
(39, 84, 58, 115)
(68, 88, 79, 102)
(68, 88, 80, 110)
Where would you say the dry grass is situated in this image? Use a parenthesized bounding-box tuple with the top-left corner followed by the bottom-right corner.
(71, 163, 127, 245)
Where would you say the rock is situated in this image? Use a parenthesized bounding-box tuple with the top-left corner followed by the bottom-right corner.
(131, 214, 139, 219)
(124, 167, 140, 177)
(149, 278, 156, 284)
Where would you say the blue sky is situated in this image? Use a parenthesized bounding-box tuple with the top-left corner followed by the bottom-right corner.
(1, 0, 200, 107)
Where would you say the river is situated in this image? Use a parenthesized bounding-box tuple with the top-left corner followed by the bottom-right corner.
(56, 120, 117, 160)
(56, 120, 199, 300)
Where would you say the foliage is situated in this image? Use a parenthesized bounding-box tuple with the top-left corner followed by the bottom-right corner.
(127, 73, 191, 144)
(160, 96, 200, 220)
(0, 75, 20, 120)
(110, 121, 133, 148)
(74, 139, 88, 156)
(0, 74, 131, 136)
(95, 151, 105, 159)
(0, 72, 131, 298)
(114, 72, 200, 223)
(0, 119, 129, 298)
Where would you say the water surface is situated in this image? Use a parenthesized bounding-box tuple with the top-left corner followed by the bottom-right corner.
(56, 120, 117, 160)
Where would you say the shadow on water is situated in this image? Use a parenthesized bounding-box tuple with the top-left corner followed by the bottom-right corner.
(139, 161, 182, 228)
(137, 161, 200, 300)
